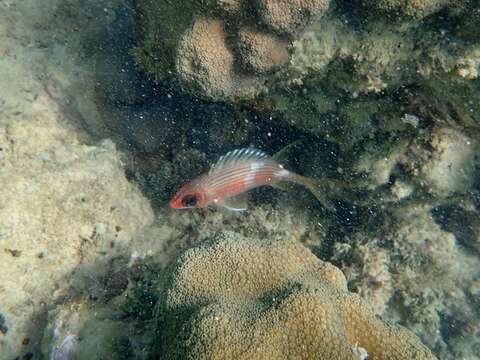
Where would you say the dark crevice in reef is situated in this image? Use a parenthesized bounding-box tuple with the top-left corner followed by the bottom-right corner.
(87, 0, 354, 212)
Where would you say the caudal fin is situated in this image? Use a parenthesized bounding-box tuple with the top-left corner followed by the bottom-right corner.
(288, 174, 339, 211)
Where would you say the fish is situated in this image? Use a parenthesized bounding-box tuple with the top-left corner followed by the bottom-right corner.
(169, 148, 335, 211)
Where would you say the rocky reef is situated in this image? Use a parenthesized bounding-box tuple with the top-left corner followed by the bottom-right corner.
(332, 202, 480, 358)
(36, 230, 438, 359)
(0, 64, 154, 359)
(134, 0, 480, 148)
(0, 0, 479, 359)
(130, 1, 480, 358)
(134, 0, 332, 100)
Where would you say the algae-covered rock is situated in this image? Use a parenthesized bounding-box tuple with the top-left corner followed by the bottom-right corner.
(352, 124, 479, 201)
(133, 0, 331, 100)
(41, 301, 137, 360)
(157, 231, 437, 360)
(333, 203, 480, 359)
(133, 0, 480, 153)
(361, 0, 457, 19)
(0, 89, 153, 358)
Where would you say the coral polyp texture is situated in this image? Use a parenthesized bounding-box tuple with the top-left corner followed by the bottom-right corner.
(158, 231, 437, 360)
(177, 17, 247, 99)
(236, 27, 290, 74)
(254, 0, 330, 36)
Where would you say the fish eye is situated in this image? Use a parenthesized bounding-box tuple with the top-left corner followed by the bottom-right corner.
(182, 194, 198, 207)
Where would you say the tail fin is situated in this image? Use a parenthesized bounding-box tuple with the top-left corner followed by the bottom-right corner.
(287, 174, 339, 211)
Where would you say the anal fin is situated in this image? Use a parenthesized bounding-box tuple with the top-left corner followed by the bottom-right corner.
(220, 193, 248, 212)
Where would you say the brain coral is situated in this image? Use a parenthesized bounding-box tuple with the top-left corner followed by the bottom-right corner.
(158, 231, 437, 360)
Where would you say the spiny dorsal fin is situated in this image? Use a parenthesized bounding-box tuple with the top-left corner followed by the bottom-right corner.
(209, 148, 270, 175)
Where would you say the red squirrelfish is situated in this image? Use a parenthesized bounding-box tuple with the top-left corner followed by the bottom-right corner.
(169, 148, 331, 211)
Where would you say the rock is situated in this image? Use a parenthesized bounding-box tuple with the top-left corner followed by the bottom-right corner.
(333, 203, 480, 359)
(41, 301, 136, 360)
(362, 0, 456, 19)
(0, 89, 153, 358)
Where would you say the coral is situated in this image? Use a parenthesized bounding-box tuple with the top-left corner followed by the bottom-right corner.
(432, 201, 480, 255)
(352, 125, 478, 201)
(388, 204, 479, 358)
(167, 201, 328, 250)
(401, 126, 479, 197)
(133, 0, 480, 156)
(3, 1, 479, 359)
(158, 231, 437, 360)
(253, 0, 330, 36)
(354, 139, 409, 191)
(134, 0, 331, 101)
(177, 18, 252, 99)
(236, 27, 290, 74)
(215, 0, 243, 15)
(333, 238, 394, 315)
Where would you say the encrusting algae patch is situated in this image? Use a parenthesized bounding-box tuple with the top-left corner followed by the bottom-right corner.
(158, 231, 437, 360)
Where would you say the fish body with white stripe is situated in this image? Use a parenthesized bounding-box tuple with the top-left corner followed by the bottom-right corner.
(169, 148, 332, 211)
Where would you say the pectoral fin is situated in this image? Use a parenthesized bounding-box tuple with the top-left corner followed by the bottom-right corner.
(220, 194, 248, 212)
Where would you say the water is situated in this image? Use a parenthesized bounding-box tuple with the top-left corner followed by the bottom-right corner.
(0, 0, 478, 359)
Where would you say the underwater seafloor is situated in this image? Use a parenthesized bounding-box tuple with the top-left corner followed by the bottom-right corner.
(0, 0, 479, 359)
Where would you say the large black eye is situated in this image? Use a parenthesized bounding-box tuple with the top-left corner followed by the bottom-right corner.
(182, 194, 198, 207)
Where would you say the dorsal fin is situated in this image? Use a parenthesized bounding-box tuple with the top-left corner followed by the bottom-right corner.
(209, 148, 270, 175)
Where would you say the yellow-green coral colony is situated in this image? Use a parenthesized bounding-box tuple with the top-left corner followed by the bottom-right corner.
(158, 232, 437, 360)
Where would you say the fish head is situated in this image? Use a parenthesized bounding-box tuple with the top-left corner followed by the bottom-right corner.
(169, 181, 206, 209)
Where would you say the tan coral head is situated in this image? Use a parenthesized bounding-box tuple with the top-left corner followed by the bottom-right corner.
(158, 231, 438, 360)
